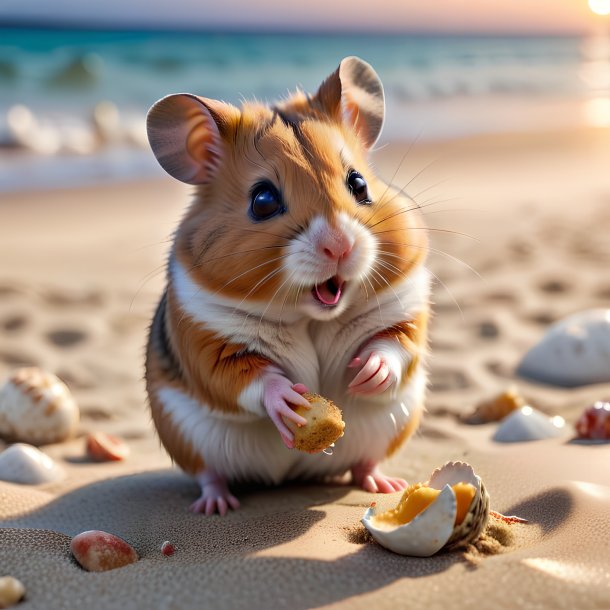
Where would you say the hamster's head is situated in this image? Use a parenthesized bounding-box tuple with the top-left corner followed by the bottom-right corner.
(147, 56, 427, 322)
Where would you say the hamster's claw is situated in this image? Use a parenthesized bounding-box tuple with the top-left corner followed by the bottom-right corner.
(190, 470, 240, 516)
(348, 351, 395, 396)
(351, 461, 408, 494)
(263, 374, 311, 448)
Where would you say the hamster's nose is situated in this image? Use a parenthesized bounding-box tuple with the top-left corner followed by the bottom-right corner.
(319, 231, 354, 261)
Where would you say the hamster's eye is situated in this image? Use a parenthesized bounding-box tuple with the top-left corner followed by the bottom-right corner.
(347, 170, 371, 205)
(249, 182, 285, 221)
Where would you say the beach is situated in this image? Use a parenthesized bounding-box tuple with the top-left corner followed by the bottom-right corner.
(1, 126, 609, 609)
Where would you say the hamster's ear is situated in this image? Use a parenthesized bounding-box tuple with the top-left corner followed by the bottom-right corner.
(147, 94, 231, 184)
(315, 56, 385, 149)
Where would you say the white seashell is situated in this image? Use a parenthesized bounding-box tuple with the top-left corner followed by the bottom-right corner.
(362, 461, 490, 557)
(0, 443, 65, 484)
(493, 406, 565, 443)
(517, 309, 610, 387)
(0, 368, 79, 445)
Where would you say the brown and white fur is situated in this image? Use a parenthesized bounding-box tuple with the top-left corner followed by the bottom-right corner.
(145, 57, 430, 515)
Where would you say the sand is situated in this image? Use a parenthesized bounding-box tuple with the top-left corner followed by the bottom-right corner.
(1, 127, 609, 609)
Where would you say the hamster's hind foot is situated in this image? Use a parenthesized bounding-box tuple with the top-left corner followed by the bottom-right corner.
(351, 461, 408, 494)
(189, 469, 240, 516)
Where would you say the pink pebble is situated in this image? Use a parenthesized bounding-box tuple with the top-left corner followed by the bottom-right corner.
(575, 401, 610, 440)
(161, 541, 175, 556)
(71, 530, 138, 572)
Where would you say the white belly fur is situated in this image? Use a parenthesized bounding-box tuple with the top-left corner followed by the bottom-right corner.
(157, 365, 426, 485)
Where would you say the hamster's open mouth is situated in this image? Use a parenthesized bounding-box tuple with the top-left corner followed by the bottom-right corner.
(312, 275, 345, 307)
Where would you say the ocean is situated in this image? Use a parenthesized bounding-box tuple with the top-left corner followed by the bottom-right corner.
(0, 28, 607, 191)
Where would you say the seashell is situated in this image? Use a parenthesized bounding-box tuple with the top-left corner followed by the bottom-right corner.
(0, 368, 79, 445)
(517, 309, 610, 387)
(71, 530, 138, 572)
(289, 393, 345, 454)
(464, 387, 526, 424)
(493, 406, 565, 443)
(0, 575, 26, 609)
(362, 461, 490, 557)
(85, 432, 130, 462)
(574, 401, 610, 440)
(0, 443, 65, 485)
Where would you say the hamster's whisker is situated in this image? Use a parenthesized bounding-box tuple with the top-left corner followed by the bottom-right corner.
(130, 263, 168, 313)
(238, 227, 291, 242)
(372, 226, 478, 242)
(232, 266, 285, 335)
(373, 138, 420, 213)
(363, 271, 386, 327)
(198, 244, 284, 266)
(232, 266, 285, 320)
(367, 196, 459, 232)
(409, 177, 452, 202)
(377, 242, 481, 279)
(374, 249, 465, 318)
(257, 269, 299, 337)
(369, 263, 405, 311)
(359, 274, 370, 302)
(212, 254, 290, 296)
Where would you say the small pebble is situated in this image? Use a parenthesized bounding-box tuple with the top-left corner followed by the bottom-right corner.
(0, 576, 25, 608)
(161, 541, 175, 557)
(575, 401, 610, 440)
(85, 432, 130, 462)
(71, 530, 138, 572)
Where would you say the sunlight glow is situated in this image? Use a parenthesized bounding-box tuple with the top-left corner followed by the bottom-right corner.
(589, 0, 610, 16)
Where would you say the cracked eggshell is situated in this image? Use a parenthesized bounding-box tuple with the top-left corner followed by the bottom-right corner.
(0, 368, 79, 445)
(0, 443, 65, 484)
(517, 309, 610, 387)
(362, 462, 489, 557)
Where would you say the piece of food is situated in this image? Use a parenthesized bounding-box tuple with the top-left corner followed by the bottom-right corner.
(362, 461, 490, 557)
(290, 392, 345, 454)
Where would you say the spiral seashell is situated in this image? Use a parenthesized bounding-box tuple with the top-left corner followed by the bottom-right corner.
(362, 461, 490, 557)
(0, 368, 79, 445)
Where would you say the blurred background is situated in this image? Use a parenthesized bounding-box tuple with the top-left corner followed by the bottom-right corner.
(0, 0, 609, 192)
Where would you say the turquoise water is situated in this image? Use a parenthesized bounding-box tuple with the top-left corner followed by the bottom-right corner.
(0, 28, 585, 113)
(0, 28, 602, 191)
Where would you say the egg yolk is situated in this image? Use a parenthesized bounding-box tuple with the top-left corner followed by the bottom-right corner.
(374, 482, 476, 526)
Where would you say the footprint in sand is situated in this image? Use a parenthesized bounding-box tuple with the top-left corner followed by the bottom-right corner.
(538, 278, 571, 294)
(45, 328, 87, 348)
(429, 367, 471, 392)
(0, 350, 38, 367)
(1, 314, 28, 332)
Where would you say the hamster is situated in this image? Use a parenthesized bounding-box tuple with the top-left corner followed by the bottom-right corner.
(145, 56, 430, 516)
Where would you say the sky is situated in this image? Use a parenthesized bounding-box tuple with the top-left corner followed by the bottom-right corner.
(0, 0, 604, 34)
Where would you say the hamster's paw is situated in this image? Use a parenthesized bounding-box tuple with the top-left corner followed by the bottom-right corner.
(347, 351, 397, 396)
(263, 373, 310, 448)
(351, 461, 408, 494)
(190, 470, 240, 516)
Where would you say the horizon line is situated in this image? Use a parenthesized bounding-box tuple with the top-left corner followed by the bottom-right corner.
(0, 18, 589, 38)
